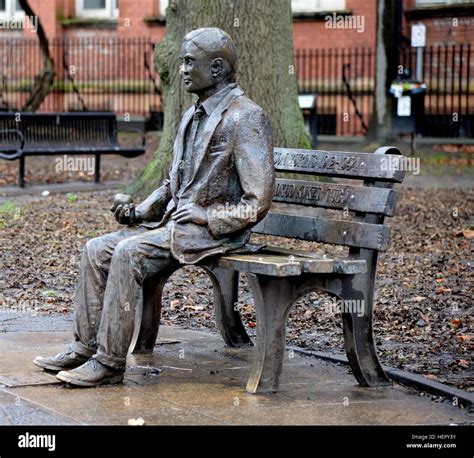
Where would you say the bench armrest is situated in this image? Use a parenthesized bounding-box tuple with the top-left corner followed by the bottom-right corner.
(0, 129, 25, 160)
(117, 127, 146, 148)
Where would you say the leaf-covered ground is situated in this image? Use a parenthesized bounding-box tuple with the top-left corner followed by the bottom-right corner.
(1, 186, 472, 391)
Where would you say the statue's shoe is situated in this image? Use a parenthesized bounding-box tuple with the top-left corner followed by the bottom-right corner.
(56, 358, 124, 387)
(33, 350, 89, 373)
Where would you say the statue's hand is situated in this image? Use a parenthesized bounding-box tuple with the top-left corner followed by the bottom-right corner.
(110, 194, 143, 225)
(171, 203, 207, 225)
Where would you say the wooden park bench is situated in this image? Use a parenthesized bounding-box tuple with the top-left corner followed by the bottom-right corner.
(0, 112, 145, 187)
(130, 145, 406, 394)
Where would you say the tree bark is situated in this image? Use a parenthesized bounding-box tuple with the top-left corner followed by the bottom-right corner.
(19, 0, 55, 112)
(127, 0, 309, 198)
(368, 0, 398, 142)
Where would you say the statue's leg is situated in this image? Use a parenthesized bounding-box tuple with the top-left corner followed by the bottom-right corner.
(94, 226, 178, 369)
(70, 226, 147, 358)
(132, 267, 177, 353)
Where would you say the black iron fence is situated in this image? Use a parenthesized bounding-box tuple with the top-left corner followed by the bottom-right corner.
(295, 47, 375, 137)
(0, 37, 472, 138)
(401, 43, 472, 138)
(0, 37, 161, 116)
(296, 44, 473, 138)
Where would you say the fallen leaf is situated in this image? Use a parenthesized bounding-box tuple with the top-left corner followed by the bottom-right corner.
(436, 286, 451, 294)
(456, 335, 472, 343)
(127, 417, 145, 426)
(425, 374, 438, 381)
(169, 300, 180, 309)
(451, 319, 463, 330)
(462, 229, 474, 239)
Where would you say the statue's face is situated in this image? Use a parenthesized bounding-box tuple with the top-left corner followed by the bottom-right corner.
(179, 40, 216, 94)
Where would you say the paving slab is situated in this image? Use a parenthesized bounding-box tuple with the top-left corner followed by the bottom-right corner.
(0, 313, 472, 426)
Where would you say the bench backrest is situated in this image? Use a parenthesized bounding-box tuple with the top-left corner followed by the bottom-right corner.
(252, 146, 406, 254)
(0, 112, 118, 152)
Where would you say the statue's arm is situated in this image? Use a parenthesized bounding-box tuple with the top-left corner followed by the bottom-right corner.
(135, 178, 172, 222)
(206, 107, 275, 238)
(111, 175, 172, 225)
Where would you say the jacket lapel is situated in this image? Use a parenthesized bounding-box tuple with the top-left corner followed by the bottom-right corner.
(180, 85, 244, 194)
(170, 106, 194, 198)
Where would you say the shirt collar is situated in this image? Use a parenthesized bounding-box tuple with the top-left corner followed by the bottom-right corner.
(197, 83, 237, 116)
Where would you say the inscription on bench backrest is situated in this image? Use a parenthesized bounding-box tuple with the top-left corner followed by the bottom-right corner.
(273, 179, 398, 216)
(251, 147, 405, 251)
(274, 147, 405, 182)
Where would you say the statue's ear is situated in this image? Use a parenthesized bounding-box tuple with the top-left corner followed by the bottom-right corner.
(211, 58, 224, 78)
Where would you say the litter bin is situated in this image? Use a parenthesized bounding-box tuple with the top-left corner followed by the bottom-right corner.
(389, 79, 426, 153)
(390, 79, 426, 135)
(298, 94, 317, 148)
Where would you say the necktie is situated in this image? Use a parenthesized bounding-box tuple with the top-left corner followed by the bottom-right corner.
(181, 105, 205, 188)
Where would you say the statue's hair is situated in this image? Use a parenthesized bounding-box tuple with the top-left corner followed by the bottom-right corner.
(183, 27, 238, 77)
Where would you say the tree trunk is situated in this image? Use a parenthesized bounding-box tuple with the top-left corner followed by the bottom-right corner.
(368, 0, 398, 142)
(19, 0, 55, 112)
(127, 0, 309, 198)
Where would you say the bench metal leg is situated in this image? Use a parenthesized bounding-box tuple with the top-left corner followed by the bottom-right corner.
(94, 154, 101, 183)
(340, 277, 391, 387)
(204, 267, 252, 348)
(19, 156, 25, 188)
(246, 274, 296, 394)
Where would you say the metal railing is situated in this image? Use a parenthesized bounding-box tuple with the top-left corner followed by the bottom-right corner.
(0, 37, 161, 116)
(401, 43, 473, 138)
(1, 37, 472, 138)
(295, 47, 375, 137)
(296, 44, 473, 138)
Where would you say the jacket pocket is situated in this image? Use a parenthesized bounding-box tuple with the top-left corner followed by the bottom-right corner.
(209, 143, 228, 154)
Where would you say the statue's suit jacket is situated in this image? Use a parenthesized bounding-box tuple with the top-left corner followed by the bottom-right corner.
(137, 84, 275, 264)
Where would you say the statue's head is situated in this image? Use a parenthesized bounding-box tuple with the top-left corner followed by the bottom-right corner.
(180, 27, 237, 95)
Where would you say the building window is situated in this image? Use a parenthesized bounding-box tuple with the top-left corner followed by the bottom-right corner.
(158, 0, 345, 17)
(76, 0, 119, 19)
(416, 0, 472, 5)
(159, 0, 168, 16)
(291, 0, 346, 13)
(0, 0, 24, 20)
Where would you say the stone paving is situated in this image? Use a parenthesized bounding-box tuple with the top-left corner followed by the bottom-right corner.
(0, 313, 472, 426)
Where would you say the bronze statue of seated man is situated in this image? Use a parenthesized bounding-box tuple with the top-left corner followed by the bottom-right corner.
(34, 27, 274, 387)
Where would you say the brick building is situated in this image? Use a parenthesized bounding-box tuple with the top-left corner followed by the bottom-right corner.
(0, 0, 472, 137)
(1, 1, 471, 48)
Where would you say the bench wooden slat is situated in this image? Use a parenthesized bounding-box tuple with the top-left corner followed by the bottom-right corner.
(274, 178, 398, 216)
(217, 255, 302, 276)
(252, 212, 391, 251)
(274, 147, 405, 182)
(218, 253, 366, 276)
(260, 246, 366, 274)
